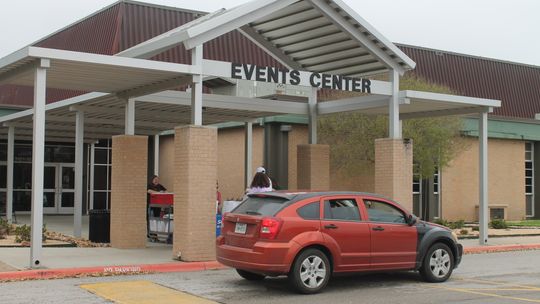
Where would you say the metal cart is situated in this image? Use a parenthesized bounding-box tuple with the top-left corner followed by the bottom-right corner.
(148, 193, 174, 243)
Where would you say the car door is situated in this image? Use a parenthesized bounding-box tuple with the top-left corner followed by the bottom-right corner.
(361, 197, 417, 270)
(320, 196, 371, 271)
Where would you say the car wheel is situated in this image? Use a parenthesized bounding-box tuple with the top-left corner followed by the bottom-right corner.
(236, 269, 265, 281)
(289, 248, 331, 294)
(420, 242, 454, 282)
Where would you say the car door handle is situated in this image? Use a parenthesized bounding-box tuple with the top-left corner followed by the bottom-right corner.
(324, 224, 338, 229)
(372, 226, 385, 231)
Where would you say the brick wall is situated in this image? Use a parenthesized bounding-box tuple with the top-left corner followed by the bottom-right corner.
(441, 138, 525, 221)
(288, 125, 309, 190)
(374, 138, 413, 211)
(173, 126, 217, 261)
(217, 126, 264, 200)
(297, 144, 330, 190)
(158, 135, 175, 192)
(110, 135, 148, 249)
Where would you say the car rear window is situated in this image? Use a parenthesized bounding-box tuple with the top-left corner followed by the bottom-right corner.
(232, 196, 289, 216)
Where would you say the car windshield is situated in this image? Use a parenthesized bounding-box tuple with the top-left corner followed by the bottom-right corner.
(232, 196, 289, 216)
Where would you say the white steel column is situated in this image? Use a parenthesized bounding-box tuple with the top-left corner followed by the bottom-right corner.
(389, 70, 401, 139)
(6, 125, 14, 223)
(89, 143, 95, 210)
(73, 110, 84, 238)
(154, 135, 160, 175)
(125, 99, 135, 135)
(308, 87, 318, 144)
(479, 112, 489, 245)
(244, 122, 253, 188)
(30, 58, 50, 268)
(191, 45, 203, 125)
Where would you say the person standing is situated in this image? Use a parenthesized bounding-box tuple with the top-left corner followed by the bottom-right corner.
(246, 167, 273, 194)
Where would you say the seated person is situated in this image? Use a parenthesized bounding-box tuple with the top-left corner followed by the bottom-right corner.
(148, 175, 167, 193)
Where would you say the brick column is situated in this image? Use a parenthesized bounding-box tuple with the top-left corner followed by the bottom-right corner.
(173, 126, 217, 261)
(297, 144, 330, 190)
(110, 135, 148, 249)
(375, 138, 413, 211)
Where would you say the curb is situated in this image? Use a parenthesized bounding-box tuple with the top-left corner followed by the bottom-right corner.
(0, 261, 227, 282)
(464, 243, 540, 254)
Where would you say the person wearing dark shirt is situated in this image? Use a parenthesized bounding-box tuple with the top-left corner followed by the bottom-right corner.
(148, 175, 167, 193)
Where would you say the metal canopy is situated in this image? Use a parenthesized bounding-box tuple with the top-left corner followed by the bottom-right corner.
(0, 90, 308, 142)
(118, 0, 415, 76)
(0, 47, 196, 94)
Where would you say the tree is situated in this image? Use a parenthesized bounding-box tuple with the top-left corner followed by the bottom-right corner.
(318, 74, 468, 179)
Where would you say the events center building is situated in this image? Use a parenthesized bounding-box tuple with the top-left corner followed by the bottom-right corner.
(0, 0, 537, 266)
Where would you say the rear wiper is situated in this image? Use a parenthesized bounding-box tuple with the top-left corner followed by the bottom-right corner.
(245, 210, 262, 215)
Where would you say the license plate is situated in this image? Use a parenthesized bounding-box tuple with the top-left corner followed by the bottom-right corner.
(234, 223, 247, 234)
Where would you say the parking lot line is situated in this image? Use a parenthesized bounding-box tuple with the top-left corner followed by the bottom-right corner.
(80, 280, 218, 304)
(456, 277, 540, 291)
(427, 285, 540, 303)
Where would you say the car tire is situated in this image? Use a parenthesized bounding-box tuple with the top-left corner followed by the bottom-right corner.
(288, 248, 331, 294)
(420, 242, 454, 283)
(236, 269, 266, 281)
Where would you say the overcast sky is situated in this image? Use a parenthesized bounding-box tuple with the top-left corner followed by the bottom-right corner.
(1, 0, 539, 66)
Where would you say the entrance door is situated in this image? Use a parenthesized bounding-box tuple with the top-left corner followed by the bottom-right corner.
(43, 164, 75, 214)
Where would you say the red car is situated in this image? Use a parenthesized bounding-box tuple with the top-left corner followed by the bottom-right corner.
(216, 191, 463, 294)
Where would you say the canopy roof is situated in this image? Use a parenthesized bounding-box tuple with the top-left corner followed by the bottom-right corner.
(118, 0, 416, 76)
(0, 0, 500, 142)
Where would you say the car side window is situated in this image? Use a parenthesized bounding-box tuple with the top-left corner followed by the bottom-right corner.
(364, 200, 406, 223)
(297, 202, 320, 220)
(323, 199, 361, 221)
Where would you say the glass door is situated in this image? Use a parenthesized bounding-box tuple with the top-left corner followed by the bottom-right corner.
(58, 164, 75, 214)
(43, 165, 57, 214)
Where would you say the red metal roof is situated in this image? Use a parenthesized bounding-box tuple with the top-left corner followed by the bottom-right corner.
(398, 44, 540, 119)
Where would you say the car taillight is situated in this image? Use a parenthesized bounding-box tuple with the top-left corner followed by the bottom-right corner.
(260, 217, 282, 240)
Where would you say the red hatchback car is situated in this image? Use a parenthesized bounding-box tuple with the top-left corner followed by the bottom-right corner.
(216, 192, 463, 294)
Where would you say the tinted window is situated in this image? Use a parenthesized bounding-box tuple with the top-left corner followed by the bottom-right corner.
(297, 202, 320, 220)
(323, 199, 360, 221)
(364, 200, 406, 223)
(233, 196, 288, 216)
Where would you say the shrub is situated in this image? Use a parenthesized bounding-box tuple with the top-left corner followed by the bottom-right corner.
(0, 218, 11, 239)
(433, 218, 449, 227)
(448, 220, 465, 229)
(14, 224, 47, 243)
(472, 226, 479, 231)
(459, 229, 468, 235)
(490, 219, 508, 229)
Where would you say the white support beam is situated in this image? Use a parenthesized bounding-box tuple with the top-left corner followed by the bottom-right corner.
(73, 110, 84, 238)
(191, 45, 203, 125)
(154, 135, 160, 176)
(125, 99, 135, 135)
(308, 87, 318, 144)
(317, 94, 391, 115)
(308, 0, 408, 74)
(479, 112, 489, 245)
(6, 126, 14, 223)
(389, 70, 400, 139)
(245, 122, 253, 189)
(400, 107, 494, 120)
(30, 58, 49, 269)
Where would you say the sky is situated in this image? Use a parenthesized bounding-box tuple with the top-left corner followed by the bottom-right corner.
(0, 0, 539, 66)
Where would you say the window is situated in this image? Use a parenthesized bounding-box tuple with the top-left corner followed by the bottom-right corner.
(525, 142, 534, 217)
(323, 199, 360, 221)
(297, 202, 320, 220)
(89, 140, 113, 210)
(233, 196, 288, 216)
(364, 200, 406, 224)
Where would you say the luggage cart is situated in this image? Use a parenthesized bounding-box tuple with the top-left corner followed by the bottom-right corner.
(148, 193, 174, 243)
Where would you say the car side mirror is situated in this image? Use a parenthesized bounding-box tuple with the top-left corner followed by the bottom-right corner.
(407, 214, 417, 226)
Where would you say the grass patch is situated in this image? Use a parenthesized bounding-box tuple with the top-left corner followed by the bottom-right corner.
(506, 220, 540, 227)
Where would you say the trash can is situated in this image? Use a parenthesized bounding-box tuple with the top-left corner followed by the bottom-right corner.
(89, 209, 110, 243)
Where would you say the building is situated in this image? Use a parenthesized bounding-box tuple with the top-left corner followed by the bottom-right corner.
(0, 0, 521, 266)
